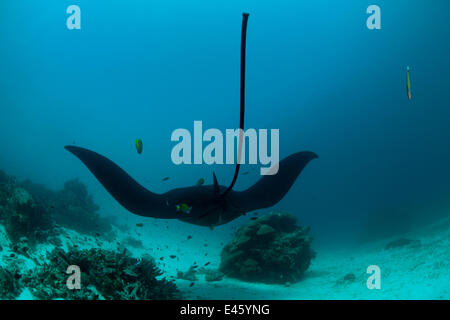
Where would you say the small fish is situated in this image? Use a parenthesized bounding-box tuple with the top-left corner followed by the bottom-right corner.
(135, 138, 143, 154)
(162, 177, 170, 181)
(160, 257, 164, 261)
(250, 217, 258, 220)
(204, 262, 210, 267)
(187, 235, 192, 240)
(136, 223, 144, 227)
(242, 171, 249, 175)
(170, 255, 176, 259)
(176, 203, 192, 214)
(196, 178, 205, 186)
(406, 66, 412, 100)
(190, 282, 195, 287)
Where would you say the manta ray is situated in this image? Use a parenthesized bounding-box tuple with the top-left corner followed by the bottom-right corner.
(65, 13, 317, 229)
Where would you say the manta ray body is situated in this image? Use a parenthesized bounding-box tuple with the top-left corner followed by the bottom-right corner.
(65, 146, 317, 227)
(65, 14, 317, 228)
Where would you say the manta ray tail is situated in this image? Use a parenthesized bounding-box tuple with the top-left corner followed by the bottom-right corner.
(64, 146, 172, 218)
(230, 151, 318, 212)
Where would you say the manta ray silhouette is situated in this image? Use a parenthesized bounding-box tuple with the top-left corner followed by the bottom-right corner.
(65, 13, 318, 228)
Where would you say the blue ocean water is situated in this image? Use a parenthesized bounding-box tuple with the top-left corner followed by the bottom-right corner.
(0, 0, 449, 299)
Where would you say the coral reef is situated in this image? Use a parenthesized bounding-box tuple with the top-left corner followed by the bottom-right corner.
(0, 174, 54, 244)
(26, 247, 180, 300)
(0, 169, 179, 300)
(20, 178, 113, 236)
(51, 179, 112, 235)
(219, 212, 315, 284)
(2, 172, 116, 245)
(0, 265, 23, 299)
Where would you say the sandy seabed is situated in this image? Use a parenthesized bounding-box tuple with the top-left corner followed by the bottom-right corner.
(2, 215, 449, 300)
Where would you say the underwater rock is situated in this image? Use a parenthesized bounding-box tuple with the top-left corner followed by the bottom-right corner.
(344, 273, 356, 282)
(19, 177, 113, 236)
(177, 265, 198, 281)
(27, 247, 180, 300)
(11, 187, 33, 205)
(256, 224, 275, 236)
(51, 179, 112, 235)
(219, 212, 315, 284)
(0, 171, 54, 244)
(2, 185, 54, 243)
(335, 273, 357, 286)
(203, 269, 225, 282)
(385, 238, 421, 250)
(123, 236, 144, 249)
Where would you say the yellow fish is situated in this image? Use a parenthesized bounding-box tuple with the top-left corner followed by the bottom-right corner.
(136, 223, 144, 227)
(196, 178, 205, 186)
(176, 203, 192, 214)
(406, 66, 411, 100)
(135, 138, 143, 154)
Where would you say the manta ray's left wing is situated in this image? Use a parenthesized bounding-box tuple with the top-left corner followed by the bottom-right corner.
(65, 146, 174, 218)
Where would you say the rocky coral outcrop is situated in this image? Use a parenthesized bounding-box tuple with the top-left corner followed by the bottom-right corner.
(0, 179, 54, 244)
(219, 212, 315, 284)
(20, 178, 113, 235)
(26, 247, 180, 300)
(0, 169, 179, 300)
(0, 264, 23, 299)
